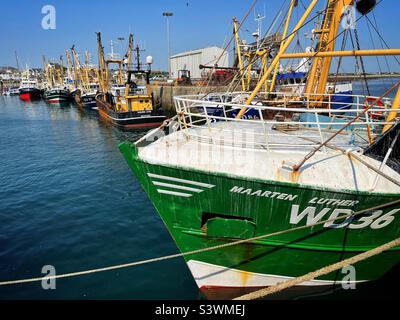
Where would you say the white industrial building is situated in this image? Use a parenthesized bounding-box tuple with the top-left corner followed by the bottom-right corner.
(170, 47, 229, 80)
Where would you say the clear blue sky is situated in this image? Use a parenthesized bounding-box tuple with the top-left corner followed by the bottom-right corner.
(0, 0, 399, 72)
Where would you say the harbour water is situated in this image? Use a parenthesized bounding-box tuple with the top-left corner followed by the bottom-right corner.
(0, 79, 398, 300)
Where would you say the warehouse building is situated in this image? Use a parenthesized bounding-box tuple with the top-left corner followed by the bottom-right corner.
(170, 47, 229, 80)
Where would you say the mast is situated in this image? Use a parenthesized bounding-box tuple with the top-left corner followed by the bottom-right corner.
(233, 17, 246, 91)
(96, 32, 108, 93)
(269, 0, 296, 93)
(65, 50, 74, 86)
(15, 51, 20, 71)
(42, 56, 52, 87)
(125, 34, 134, 70)
(59, 55, 65, 85)
(71, 45, 86, 90)
(236, 0, 319, 118)
(305, 0, 355, 98)
(84, 50, 90, 85)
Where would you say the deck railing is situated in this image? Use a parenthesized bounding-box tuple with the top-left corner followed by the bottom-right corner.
(172, 91, 399, 152)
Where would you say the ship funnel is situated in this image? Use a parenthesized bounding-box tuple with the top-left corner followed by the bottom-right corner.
(355, 0, 376, 15)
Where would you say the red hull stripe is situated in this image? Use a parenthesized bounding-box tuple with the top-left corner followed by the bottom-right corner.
(20, 93, 33, 101)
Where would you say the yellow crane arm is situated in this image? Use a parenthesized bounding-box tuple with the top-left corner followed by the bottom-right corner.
(305, 0, 355, 97)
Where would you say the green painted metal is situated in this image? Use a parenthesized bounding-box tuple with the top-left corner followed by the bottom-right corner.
(206, 217, 256, 239)
(119, 141, 400, 283)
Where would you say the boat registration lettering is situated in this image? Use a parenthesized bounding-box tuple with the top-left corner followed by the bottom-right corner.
(290, 205, 399, 229)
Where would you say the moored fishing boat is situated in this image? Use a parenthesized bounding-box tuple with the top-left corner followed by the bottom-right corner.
(43, 86, 72, 104)
(95, 33, 167, 129)
(120, 89, 400, 298)
(68, 46, 100, 110)
(19, 77, 41, 101)
(74, 84, 99, 110)
(96, 71, 167, 129)
(43, 57, 72, 105)
(119, 0, 400, 299)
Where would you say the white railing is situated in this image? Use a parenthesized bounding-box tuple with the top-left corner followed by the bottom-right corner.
(173, 91, 398, 153)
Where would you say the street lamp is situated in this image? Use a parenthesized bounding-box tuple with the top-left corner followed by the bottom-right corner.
(163, 12, 173, 79)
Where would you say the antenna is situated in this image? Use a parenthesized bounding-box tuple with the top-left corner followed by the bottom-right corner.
(254, 7, 265, 47)
(15, 51, 20, 71)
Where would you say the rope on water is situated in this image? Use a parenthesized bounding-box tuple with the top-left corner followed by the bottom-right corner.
(0, 199, 399, 286)
(234, 237, 400, 300)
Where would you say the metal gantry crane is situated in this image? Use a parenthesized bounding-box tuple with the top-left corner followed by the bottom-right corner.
(305, 0, 355, 100)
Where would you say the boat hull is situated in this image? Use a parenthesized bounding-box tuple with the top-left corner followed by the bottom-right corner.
(81, 94, 97, 109)
(75, 91, 98, 110)
(96, 97, 167, 129)
(19, 88, 41, 101)
(44, 89, 71, 104)
(119, 142, 400, 298)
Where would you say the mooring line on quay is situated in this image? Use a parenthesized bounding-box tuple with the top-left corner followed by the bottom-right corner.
(235, 237, 400, 300)
(0, 199, 399, 287)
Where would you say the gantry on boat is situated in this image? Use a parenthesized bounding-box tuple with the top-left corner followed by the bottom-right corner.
(95, 33, 167, 129)
(43, 56, 72, 104)
(67, 46, 100, 110)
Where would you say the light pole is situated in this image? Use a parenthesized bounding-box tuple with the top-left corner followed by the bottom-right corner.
(163, 12, 173, 79)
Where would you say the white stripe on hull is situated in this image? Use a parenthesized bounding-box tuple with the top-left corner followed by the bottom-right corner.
(147, 173, 215, 188)
(157, 189, 192, 197)
(153, 181, 203, 193)
(187, 260, 364, 288)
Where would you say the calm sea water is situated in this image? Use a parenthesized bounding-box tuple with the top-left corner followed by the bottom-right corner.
(0, 79, 398, 300)
(0, 98, 199, 299)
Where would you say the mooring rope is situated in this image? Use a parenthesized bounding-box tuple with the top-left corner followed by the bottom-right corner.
(0, 199, 399, 287)
(234, 237, 400, 300)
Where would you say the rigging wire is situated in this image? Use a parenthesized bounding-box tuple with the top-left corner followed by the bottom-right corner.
(292, 0, 385, 76)
(354, 27, 371, 95)
(227, 0, 290, 93)
(368, 12, 400, 66)
(332, 28, 349, 91)
(348, 28, 368, 96)
(365, 16, 383, 76)
(228, 3, 330, 95)
(198, 0, 259, 95)
(368, 11, 398, 86)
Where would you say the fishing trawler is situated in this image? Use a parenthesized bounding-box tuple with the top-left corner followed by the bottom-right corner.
(119, 0, 400, 299)
(43, 86, 71, 104)
(18, 70, 41, 101)
(75, 84, 99, 109)
(96, 69, 167, 128)
(43, 58, 72, 104)
(95, 33, 167, 129)
(68, 46, 100, 110)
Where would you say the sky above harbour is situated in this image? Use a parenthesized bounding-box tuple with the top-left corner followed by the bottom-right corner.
(1, 0, 399, 72)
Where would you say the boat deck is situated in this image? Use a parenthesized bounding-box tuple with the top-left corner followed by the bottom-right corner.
(182, 120, 369, 152)
(138, 121, 400, 194)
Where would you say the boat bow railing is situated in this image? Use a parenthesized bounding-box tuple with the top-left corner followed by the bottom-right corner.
(173, 91, 399, 153)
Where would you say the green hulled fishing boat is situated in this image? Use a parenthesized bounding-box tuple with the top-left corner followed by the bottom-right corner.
(119, 94, 400, 298)
(120, 0, 400, 298)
